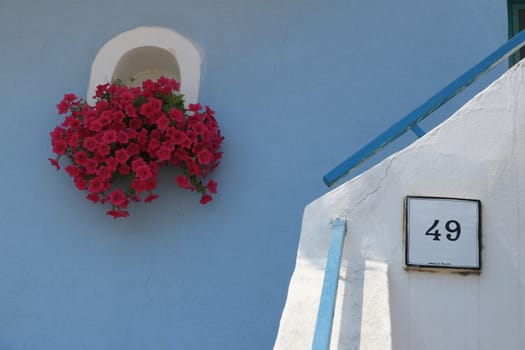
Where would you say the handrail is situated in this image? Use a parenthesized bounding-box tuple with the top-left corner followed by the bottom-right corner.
(323, 29, 525, 187)
(312, 218, 347, 350)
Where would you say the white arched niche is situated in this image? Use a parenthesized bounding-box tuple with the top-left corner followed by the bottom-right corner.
(87, 26, 201, 104)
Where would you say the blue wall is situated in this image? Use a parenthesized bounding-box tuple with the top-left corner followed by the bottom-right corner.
(0, 0, 508, 348)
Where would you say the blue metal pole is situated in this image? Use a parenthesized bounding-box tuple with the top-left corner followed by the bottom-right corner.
(311, 218, 347, 350)
(323, 29, 525, 187)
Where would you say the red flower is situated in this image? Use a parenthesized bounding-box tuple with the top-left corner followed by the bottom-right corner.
(115, 149, 130, 164)
(74, 177, 87, 190)
(189, 103, 202, 112)
(109, 189, 127, 206)
(83, 137, 98, 152)
(156, 146, 172, 161)
(119, 164, 131, 175)
(131, 179, 147, 194)
(192, 122, 208, 135)
(156, 115, 170, 130)
(175, 175, 194, 190)
(96, 166, 112, 180)
(127, 143, 140, 157)
(140, 99, 161, 117)
(187, 160, 202, 177)
(107, 209, 129, 219)
(197, 149, 212, 165)
(206, 179, 218, 194)
(74, 151, 88, 166)
(86, 193, 100, 203)
(88, 177, 104, 193)
(65, 165, 80, 177)
(84, 159, 98, 174)
(99, 111, 113, 126)
(144, 193, 159, 203)
(130, 117, 142, 129)
(48, 157, 60, 170)
(135, 165, 152, 181)
(105, 157, 118, 170)
(125, 104, 137, 118)
(171, 130, 187, 145)
(102, 130, 117, 144)
(49, 76, 223, 218)
(117, 131, 129, 144)
(96, 143, 110, 157)
(89, 120, 103, 132)
(56, 93, 77, 114)
(200, 194, 212, 205)
(52, 140, 67, 155)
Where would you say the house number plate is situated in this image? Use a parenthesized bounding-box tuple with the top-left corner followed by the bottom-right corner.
(405, 196, 481, 272)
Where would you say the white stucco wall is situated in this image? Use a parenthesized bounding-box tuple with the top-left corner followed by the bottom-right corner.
(275, 60, 525, 350)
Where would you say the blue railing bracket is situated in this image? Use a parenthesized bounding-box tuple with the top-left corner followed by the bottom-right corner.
(312, 218, 347, 350)
(410, 124, 426, 138)
(323, 29, 525, 187)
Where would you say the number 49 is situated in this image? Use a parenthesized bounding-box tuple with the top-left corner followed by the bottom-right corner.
(425, 219, 461, 241)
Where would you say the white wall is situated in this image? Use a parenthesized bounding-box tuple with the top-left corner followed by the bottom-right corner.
(275, 60, 525, 349)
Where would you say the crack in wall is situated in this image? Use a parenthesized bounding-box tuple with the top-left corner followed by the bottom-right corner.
(345, 154, 399, 219)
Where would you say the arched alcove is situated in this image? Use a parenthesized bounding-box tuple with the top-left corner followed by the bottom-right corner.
(88, 26, 201, 104)
(112, 46, 181, 87)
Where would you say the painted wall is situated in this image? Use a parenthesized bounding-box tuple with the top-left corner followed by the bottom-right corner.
(275, 61, 525, 349)
(0, 0, 512, 348)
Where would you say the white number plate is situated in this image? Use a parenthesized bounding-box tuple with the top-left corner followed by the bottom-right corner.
(405, 196, 481, 272)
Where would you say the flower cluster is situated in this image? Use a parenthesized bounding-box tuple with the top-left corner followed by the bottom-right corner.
(49, 77, 223, 218)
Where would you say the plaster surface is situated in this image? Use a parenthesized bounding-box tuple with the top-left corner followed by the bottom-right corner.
(0, 0, 511, 348)
(275, 61, 525, 349)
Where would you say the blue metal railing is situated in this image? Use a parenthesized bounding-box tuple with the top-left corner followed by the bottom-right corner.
(324, 29, 525, 187)
(312, 218, 347, 350)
